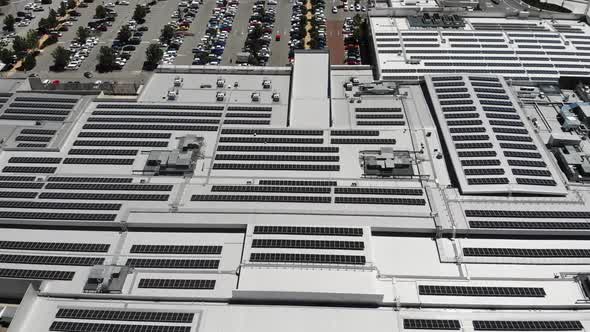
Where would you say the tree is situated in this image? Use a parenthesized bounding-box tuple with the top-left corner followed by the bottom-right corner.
(67, 0, 76, 9)
(132, 5, 146, 22)
(38, 18, 50, 34)
(145, 43, 163, 67)
(3, 14, 14, 32)
(47, 9, 58, 28)
(12, 36, 28, 56)
(118, 25, 131, 43)
(58, 2, 67, 16)
(25, 30, 38, 50)
(160, 24, 174, 43)
(51, 46, 70, 69)
(352, 14, 363, 27)
(22, 53, 36, 71)
(41, 0, 52, 4)
(0, 0, 8, 6)
(95, 5, 107, 18)
(0, 47, 14, 64)
(97, 46, 115, 71)
(77, 26, 89, 43)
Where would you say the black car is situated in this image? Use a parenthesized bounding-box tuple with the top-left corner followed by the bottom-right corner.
(138, 26, 148, 31)
(122, 45, 136, 51)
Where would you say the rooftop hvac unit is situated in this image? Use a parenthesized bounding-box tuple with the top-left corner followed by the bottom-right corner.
(216, 92, 225, 101)
(167, 89, 178, 100)
(262, 80, 271, 88)
(216, 78, 225, 88)
(345, 82, 353, 91)
(350, 77, 360, 85)
(272, 92, 280, 102)
(173, 76, 183, 87)
(251, 92, 260, 102)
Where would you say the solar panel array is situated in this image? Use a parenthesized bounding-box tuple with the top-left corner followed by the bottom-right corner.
(0, 94, 78, 122)
(354, 107, 405, 127)
(427, 75, 563, 195)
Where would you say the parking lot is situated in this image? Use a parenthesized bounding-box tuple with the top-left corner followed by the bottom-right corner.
(2, 0, 368, 82)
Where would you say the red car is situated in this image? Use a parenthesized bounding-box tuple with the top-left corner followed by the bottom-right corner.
(275, 33, 281, 41)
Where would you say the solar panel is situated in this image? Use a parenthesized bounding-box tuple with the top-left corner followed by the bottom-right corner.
(8, 157, 61, 164)
(45, 183, 172, 191)
(357, 121, 406, 126)
(252, 239, 364, 250)
(489, 120, 524, 127)
(96, 103, 223, 110)
(460, 159, 501, 166)
(219, 137, 322, 144)
(334, 187, 423, 196)
(334, 196, 426, 205)
(0, 114, 66, 121)
(253, 225, 363, 236)
(0, 241, 109, 252)
(92, 110, 221, 117)
(250, 252, 366, 265)
(512, 168, 551, 177)
(87, 117, 219, 123)
(0, 268, 74, 280)
(507, 159, 546, 167)
(20, 129, 56, 135)
(464, 247, 590, 257)
(0, 175, 35, 181)
(225, 113, 271, 118)
(192, 194, 331, 203)
(0, 254, 104, 266)
(465, 210, 590, 218)
(130, 245, 222, 255)
(39, 192, 169, 201)
(500, 143, 537, 150)
(445, 113, 480, 119)
(331, 130, 380, 136)
(83, 124, 219, 131)
(17, 143, 48, 148)
(486, 113, 520, 119)
(3, 166, 56, 173)
(493, 127, 529, 134)
(0, 181, 43, 189)
(47, 177, 133, 183)
(496, 135, 532, 142)
(223, 120, 270, 125)
(331, 138, 396, 144)
(211, 185, 331, 194)
(258, 180, 337, 186)
(452, 134, 489, 141)
(403, 319, 461, 330)
(0, 201, 121, 210)
(227, 106, 272, 111)
(125, 258, 219, 269)
(355, 107, 402, 112)
(472, 321, 583, 331)
(68, 149, 138, 156)
(221, 129, 322, 135)
(212, 164, 340, 171)
(464, 168, 505, 175)
(0, 191, 38, 198)
(418, 285, 545, 297)
(447, 120, 483, 126)
(5, 108, 70, 115)
(55, 309, 194, 323)
(62, 158, 135, 165)
(217, 145, 338, 153)
(138, 278, 216, 289)
(15, 135, 52, 142)
(49, 321, 191, 332)
(15, 96, 78, 103)
(516, 178, 557, 186)
(467, 178, 510, 185)
(455, 142, 494, 149)
(10, 102, 74, 109)
(73, 140, 168, 147)
(214, 154, 339, 162)
(78, 132, 171, 139)
(458, 151, 497, 157)
(469, 220, 590, 229)
(449, 127, 487, 133)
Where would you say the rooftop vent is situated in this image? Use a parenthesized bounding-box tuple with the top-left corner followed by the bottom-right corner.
(216, 78, 225, 88)
(167, 89, 178, 100)
(174, 76, 183, 87)
(83, 265, 131, 294)
(272, 92, 280, 102)
(262, 80, 271, 89)
(251, 92, 260, 102)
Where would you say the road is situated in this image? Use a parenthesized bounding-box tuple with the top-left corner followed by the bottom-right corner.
(174, 0, 216, 65)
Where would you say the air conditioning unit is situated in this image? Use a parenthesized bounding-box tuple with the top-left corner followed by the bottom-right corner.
(251, 92, 260, 102)
(216, 92, 225, 101)
(272, 92, 280, 102)
(216, 78, 225, 88)
(262, 80, 271, 88)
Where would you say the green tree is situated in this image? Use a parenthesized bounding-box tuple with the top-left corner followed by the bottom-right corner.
(22, 53, 36, 71)
(118, 25, 131, 43)
(145, 43, 163, 66)
(67, 0, 76, 9)
(47, 9, 58, 28)
(353, 14, 363, 27)
(160, 24, 174, 43)
(0, 47, 14, 64)
(3, 14, 14, 32)
(0, 0, 9, 6)
(77, 26, 89, 43)
(58, 2, 67, 16)
(97, 46, 115, 70)
(132, 5, 146, 22)
(95, 5, 107, 18)
(25, 30, 38, 49)
(38, 18, 50, 34)
(12, 36, 28, 56)
(51, 45, 70, 69)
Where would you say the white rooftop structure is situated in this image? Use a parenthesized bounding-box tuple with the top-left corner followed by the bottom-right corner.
(290, 51, 331, 128)
(0, 57, 589, 332)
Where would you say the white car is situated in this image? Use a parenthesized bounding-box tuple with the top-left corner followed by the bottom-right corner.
(119, 0, 129, 4)
(332, 6, 337, 13)
(267, 0, 277, 4)
(105, 2, 115, 7)
(355, 4, 360, 10)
